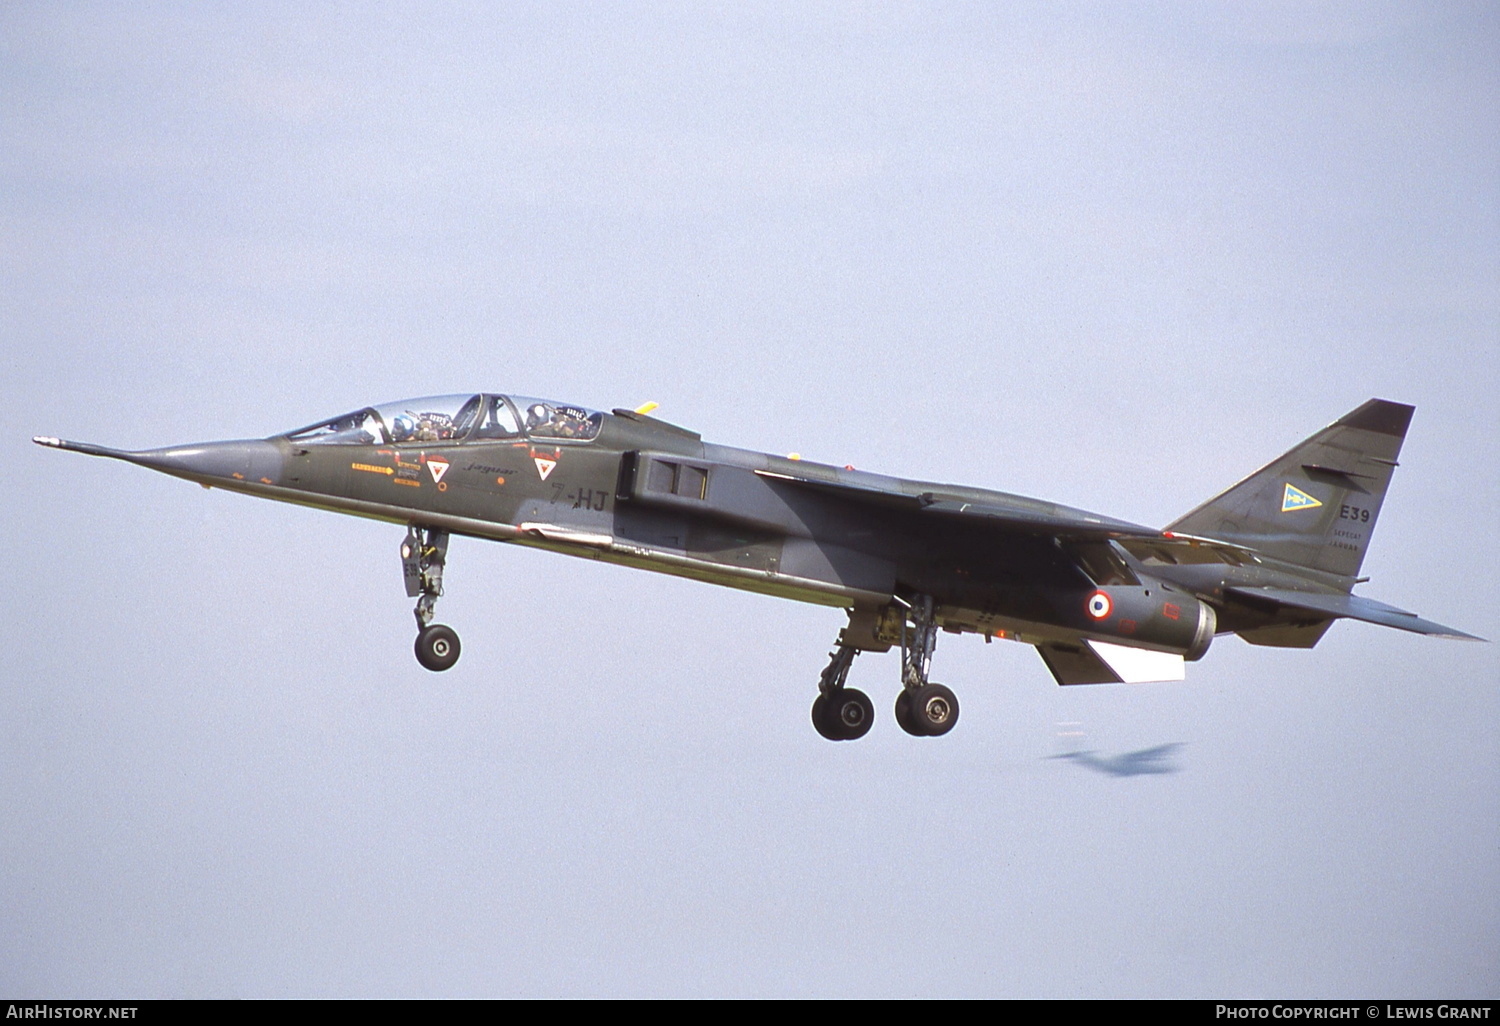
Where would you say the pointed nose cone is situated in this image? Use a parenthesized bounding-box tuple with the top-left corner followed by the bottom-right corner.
(129, 440, 286, 485)
(34, 436, 284, 486)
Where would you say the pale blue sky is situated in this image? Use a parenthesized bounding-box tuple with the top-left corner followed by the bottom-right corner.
(3, 2, 1497, 997)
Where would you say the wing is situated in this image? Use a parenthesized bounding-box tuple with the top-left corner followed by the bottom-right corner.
(755, 469, 1157, 540)
(757, 467, 1285, 578)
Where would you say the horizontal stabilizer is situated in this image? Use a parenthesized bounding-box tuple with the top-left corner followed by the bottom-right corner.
(1226, 586, 1483, 641)
(1037, 640, 1186, 685)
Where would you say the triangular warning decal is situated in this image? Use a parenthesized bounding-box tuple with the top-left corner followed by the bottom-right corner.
(1281, 483, 1323, 512)
(426, 457, 450, 484)
(534, 457, 557, 481)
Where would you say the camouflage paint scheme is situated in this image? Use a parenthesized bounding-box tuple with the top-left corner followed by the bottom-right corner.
(35, 395, 1479, 740)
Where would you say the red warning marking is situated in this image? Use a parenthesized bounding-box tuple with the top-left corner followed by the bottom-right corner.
(426, 456, 450, 484)
(1162, 603, 1181, 621)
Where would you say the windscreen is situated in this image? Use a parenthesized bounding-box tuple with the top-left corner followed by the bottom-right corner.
(284, 394, 600, 445)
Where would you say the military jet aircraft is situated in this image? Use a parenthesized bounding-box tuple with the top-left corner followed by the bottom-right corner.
(34, 395, 1479, 740)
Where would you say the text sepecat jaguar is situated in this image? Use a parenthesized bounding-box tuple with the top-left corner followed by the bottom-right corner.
(35, 395, 1480, 741)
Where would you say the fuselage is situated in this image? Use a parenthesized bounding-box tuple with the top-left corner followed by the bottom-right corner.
(93, 394, 1231, 658)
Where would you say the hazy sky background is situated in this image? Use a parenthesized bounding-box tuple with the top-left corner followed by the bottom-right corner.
(3, 1, 1497, 998)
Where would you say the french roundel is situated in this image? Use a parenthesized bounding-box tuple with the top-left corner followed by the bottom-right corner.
(1086, 591, 1112, 620)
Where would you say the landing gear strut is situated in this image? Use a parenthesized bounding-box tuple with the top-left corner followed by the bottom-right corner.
(403, 524, 460, 671)
(809, 597, 962, 740)
(811, 644, 874, 741)
(895, 595, 959, 737)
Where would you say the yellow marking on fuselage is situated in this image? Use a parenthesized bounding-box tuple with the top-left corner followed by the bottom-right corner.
(352, 463, 395, 475)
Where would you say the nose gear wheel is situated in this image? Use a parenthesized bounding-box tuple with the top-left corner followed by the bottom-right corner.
(416, 624, 461, 671)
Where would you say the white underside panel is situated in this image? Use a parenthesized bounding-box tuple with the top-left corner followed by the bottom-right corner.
(1086, 640, 1186, 683)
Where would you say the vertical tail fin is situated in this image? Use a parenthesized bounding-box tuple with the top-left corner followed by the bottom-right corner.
(1166, 400, 1414, 581)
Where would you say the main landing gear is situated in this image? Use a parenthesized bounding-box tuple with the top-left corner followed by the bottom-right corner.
(894, 594, 959, 738)
(812, 644, 874, 741)
(403, 524, 460, 671)
(809, 595, 961, 741)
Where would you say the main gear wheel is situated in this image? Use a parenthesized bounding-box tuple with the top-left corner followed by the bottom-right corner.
(812, 687, 874, 741)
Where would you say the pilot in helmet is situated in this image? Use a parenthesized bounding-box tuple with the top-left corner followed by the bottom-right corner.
(392, 413, 417, 442)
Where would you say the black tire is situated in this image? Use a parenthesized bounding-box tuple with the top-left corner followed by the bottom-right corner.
(813, 688, 875, 740)
(415, 624, 461, 671)
(894, 689, 925, 736)
(811, 694, 841, 740)
(828, 688, 874, 740)
(909, 683, 959, 736)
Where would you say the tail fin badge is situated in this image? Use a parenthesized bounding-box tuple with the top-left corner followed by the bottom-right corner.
(1281, 483, 1324, 513)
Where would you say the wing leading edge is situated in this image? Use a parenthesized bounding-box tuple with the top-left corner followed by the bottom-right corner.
(756, 469, 1156, 539)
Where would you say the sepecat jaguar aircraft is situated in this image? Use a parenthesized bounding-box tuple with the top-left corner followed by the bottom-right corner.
(35, 395, 1480, 740)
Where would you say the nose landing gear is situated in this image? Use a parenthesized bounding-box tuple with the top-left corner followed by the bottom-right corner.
(403, 524, 460, 671)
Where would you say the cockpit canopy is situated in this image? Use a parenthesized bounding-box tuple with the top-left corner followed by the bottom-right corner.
(284, 394, 604, 446)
